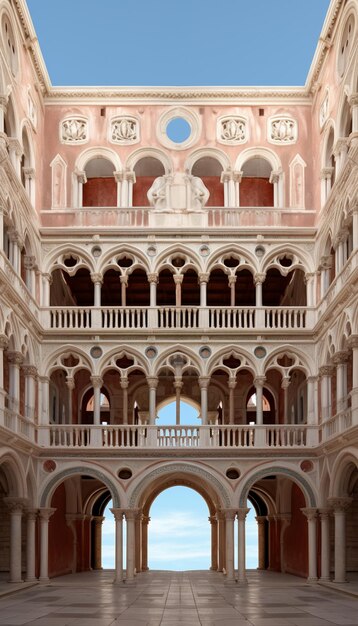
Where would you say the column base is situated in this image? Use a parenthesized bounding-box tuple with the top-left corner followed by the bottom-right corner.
(238, 578, 248, 586)
(8, 579, 23, 584)
(319, 576, 331, 582)
(25, 576, 37, 582)
(39, 577, 50, 584)
(123, 578, 136, 584)
(334, 578, 348, 584)
(112, 579, 126, 586)
(306, 577, 318, 584)
(224, 578, 237, 585)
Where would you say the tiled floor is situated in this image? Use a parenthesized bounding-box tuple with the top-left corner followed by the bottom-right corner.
(0, 570, 357, 626)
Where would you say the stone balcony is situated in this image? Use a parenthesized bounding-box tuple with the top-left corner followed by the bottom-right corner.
(42, 305, 314, 332)
(40, 206, 317, 231)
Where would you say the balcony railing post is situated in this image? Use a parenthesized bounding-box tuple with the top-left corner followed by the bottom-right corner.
(148, 307, 158, 329)
(147, 426, 157, 447)
(37, 426, 50, 447)
(254, 425, 266, 447)
(91, 427, 102, 447)
(199, 426, 211, 447)
(199, 307, 209, 329)
(92, 308, 101, 330)
(256, 308, 265, 329)
(306, 426, 319, 447)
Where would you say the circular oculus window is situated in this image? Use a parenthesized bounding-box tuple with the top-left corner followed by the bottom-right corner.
(157, 108, 200, 150)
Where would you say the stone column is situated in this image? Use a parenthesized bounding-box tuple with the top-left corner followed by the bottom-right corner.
(74, 169, 86, 208)
(329, 497, 352, 583)
(90, 377, 103, 425)
(0, 335, 8, 414)
(110, 508, 124, 583)
(349, 93, 358, 134)
(209, 515, 218, 571)
(4, 498, 26, 583)
(120, 275, 128, 308)
(126, 170, 136, 207)
(279, 514, 291, 573)
(26, 509, 38, 581)
(91, 273, 103, 307)
(228, 275, 236, 307)
(8, 138, 22, 177)
(38, 508, 56, 582)
(8, 229, 21, 273)
(224, 509, 236, 581)
(301, 508, 318, 582)
(65, 377, 74, 424)
(216, 511, 226, 572)
(114, 171, 122, 206)
(23, 366, 37, 420)
(228, 377, 236, 425)
(281, 377, 290, 424)
(141, 515, 150, 571)
(307, 376, 319, 426)
(7, 351, 23, 412)
(23, 167, 35, 200)
(147, 377, 158, 425)
(23, 255, 36, 294)
(348, 336, 358, 424)
(270, 169, 282, 207)
(125, 510, 138, 581)
(121, 377, 129, 425)
(333, 351, 349, 413)
(0, 94, 8, 133)
(319, 366, 334, 421)
(256, 516, 266, 570)
(199, 273, 209, 307)
(39, 376, 50, 425)
(254, 377, 266, 425)
(174, 378, 183, 426)
(237, 507, 250, 584)
(254, 273, 265, 307)
(92, 516, 104, 570)
(135, 512, 143, 573)
(41, 273, 52, 307)
(148, 273, 158, 307)
(319, 508, 331, 581)
(199, 376, 210, 425)
(174, 274, 183, 307)
(305, 272, 315, 307)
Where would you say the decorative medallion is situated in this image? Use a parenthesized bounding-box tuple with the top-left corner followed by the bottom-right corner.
(110, 117, 139, 144)
(217, 116, 247, 144)
(61, 117, 88, 144)
(268, 116, 297, 144)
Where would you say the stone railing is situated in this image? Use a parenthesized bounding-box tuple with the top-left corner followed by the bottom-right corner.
(42, 306, 315, 331)
(38, 423, 319, 449)
(1, 408, 36, 441)
(40, 207, 316, 230)
(321, 408, 353, 441)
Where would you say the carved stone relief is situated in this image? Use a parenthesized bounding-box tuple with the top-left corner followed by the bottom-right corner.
(61, 118, 88, 144)
(319, 91, 329, 128)
(269, 117, 298, 144)
(50, 154, 67, 209)
(289, 154, 306, 209)
(110, 117, 139, 144)
(217, 116, 247, 144)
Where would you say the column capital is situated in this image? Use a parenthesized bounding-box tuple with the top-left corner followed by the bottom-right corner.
(348, 92, 358, 107)
(7, 138, 22, 157)
(4, 497, 28, 513)
(74, 168, 87, 184)
(124, 169, 136, 184)
(318, 508, 332, 520)
(124, 508, 140, 521)
(173, 378, 183, 391)
(228, 275, 237, 286)
(7, 351, 24, 366)
(199, 376, 211, 389)
(22, 365, 38, 378)
(319, 365, 335, 377)
(38, 507, 56, 521)
(90, 272, 103, 285)
(147, 376, 159, 389)
(142, 515, 151, 525)
(222, 508, 237, 521)
(320, 166, 334, 180)
(254, 376, 266, 388)
(120, 377, 129, 390)
(255, 515, 266, 525)
(347, 335, 358, 350)
(120, 275, 128, 286)
(90, 376, 103, 389)
(26, 508, 38, 521)
(147, 272, 159, 284)
(327, 497, 352, 512)
(22, 167, 35, 180)
(237, 507, 250, 521)
(92, 515, 105, 525)
(307, 375, 318, 384)
(66, 376, 75, 391)
(0, 335, 9, 350)
(173, 274, 184, 285)
(254, 272, 266, 286)
(198, 272, 209, 284)
(301, 507, 317, 521)
(228, 377, 237, 390)
(110, 508, 124, 522)
(332, 350, 349, 365)
(42, 272, 53, 284)
(281, 376, 291, 390)
(23, 255, 36, 270)
(208, 515, 217, 525)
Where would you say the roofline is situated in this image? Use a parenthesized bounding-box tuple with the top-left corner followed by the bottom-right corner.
(15, 0, 343, 101)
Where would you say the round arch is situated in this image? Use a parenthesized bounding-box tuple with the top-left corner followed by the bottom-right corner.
(129, 462, 231, 509)
(329, 448, 358, 498)
(0, 448, 27, 498)
(185, 147, 231, 173)
(39, 465, 121, 509)
(234, 147, 282, 173)
(75, 147, 122, 173)
(126, 147, 173, 174)
(238, 465, 317, 508)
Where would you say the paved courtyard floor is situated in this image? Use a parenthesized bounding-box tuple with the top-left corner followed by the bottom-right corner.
(0, 570, 357, 626)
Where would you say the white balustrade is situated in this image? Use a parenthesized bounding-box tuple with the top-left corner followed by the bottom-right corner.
(265, 425, 307, 447)
(157, 426, 199, 447)
(102, 307, 148, 330)
(322, 409, 352, 441)
(157, 307, 199, 329)
(208, 308, 255, 330)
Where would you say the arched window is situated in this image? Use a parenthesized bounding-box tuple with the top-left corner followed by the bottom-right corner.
(133, 157, 165, 207)
(240, 157, 274, 207)
(191, 157, 224, 207)
(1, 14, 18, 76)
(337, 13, 355, 78)
(82, 157, 117, 207)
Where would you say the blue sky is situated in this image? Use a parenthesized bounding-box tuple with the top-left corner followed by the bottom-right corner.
(27, 0, 331, 86)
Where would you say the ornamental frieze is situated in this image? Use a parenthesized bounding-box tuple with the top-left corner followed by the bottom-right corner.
(60, 117, 89, 144)
(110, 117, 139, 144)
(268, 116, 298, 144)
(217, 116, 247, 144)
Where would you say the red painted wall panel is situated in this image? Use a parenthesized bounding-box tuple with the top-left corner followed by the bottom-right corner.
(83, 178, 117, 207)
(49, 484, 74, 578)
(240, 177, 274, 207)
(284, 484, 308, 578)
